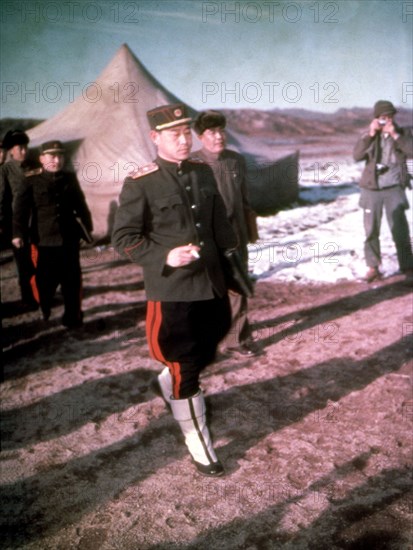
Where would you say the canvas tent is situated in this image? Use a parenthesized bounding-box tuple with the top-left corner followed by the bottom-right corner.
(28, 44, 298, 238)
(28, 44, 187, 236)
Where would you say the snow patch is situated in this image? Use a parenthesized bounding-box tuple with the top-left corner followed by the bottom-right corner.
(249, 162, 412, 284)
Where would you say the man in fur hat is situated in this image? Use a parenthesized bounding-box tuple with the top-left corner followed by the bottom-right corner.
(0, 129, 37, 306)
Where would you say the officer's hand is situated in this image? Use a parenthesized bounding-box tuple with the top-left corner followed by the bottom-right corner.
(12, 237, 24, 249)
(166, 244, 200, 267)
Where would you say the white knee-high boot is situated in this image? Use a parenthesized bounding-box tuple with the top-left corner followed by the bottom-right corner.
(170, 391, 224, 477)
(157, 367, 173, 405)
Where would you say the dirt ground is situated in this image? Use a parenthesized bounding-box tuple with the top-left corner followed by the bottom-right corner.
(1, 244, 412, 550)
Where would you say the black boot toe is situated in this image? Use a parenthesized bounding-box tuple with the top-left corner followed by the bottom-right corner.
(193, 460, 225, 477)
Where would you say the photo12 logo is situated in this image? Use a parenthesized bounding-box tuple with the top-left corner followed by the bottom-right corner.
(1, 81, 140, 105)
(402, 2, 413, 22)
(1, 2, 141, 24)
(202, 81, 340, 106)
(201, 2, 340, 24)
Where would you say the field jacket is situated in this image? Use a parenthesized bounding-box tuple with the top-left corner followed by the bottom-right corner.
(0, 160, 32, 239)
(194, 148, 258, 265)
(353, 126, 413, 190)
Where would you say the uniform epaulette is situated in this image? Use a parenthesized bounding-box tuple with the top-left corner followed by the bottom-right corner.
(130, 162, 159, 179)
(24, 167, 43, 177)
(188, 156, 206, 164)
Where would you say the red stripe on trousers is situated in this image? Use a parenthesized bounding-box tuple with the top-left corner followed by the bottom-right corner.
(30, 244, 40, 303)
(146, 300, 182, 399)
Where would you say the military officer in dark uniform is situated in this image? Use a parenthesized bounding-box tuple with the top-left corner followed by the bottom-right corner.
(112, 104, 237, 477)
(0, 130, 38, 307)
(194, 110, 261, 356)
(12, 140, 93, 328)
